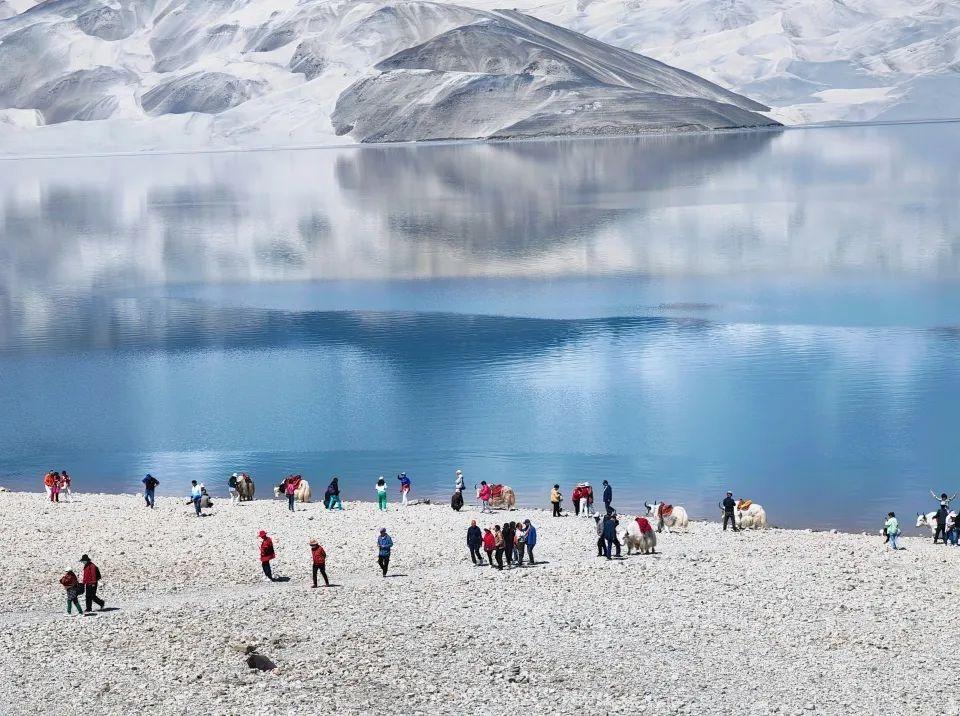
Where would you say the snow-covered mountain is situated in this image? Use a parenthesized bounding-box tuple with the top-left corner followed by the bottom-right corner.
(0, 0, 957, 155)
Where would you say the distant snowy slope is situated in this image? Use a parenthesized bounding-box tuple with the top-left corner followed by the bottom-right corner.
(0, 0, 956, 154)
(0, 0, 773, 153)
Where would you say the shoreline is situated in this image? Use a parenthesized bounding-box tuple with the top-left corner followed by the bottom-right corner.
(2, 490, 957, 715)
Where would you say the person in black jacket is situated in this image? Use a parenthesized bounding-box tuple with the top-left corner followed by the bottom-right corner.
(467, 520, 483, 565)
(601, 513, 618, 559)
(934, 504, 949, 544)
(720, 492, 738, 532)
(602, 480, 613, 514)
(502, 522, 515, 568)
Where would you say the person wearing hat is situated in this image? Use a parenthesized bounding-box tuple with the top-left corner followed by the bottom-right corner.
(228, 473, 240, 505)
(375, 476, 388, 511)
(397, 473, 411, 507)
(455, 470, 465, 494)
(523, 519, 537, 565)
(79, 555, 105, 612)
(377, 528, 393, 577)
(309, 539, 329, 587)
(141, 474, 159, 509)
(259, 531, 276, 581)
(720, 491, 738, 532)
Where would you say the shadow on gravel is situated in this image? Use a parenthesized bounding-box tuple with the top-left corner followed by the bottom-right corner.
(384, 574, 407, 578)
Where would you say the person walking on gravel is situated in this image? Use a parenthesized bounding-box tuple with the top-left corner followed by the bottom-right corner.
(478, 481, 492, 513)
(79, 555, 105, 612)
(397, 473, 411, 507)
(523, 519, 537, 565)
(142, 474, 159, 509)
(377, 528, 393, 576)
(467, 520, 483, 565)
(884, 513, 902, 551)
(326, 477, 344, 510)
(190, 480, 203, 517)
(60, 570, 82, 615)
(309, 538, 329, 587)
(482, 528, 495, 568)
(259, 530, 276, 581)
(376, 476, 388, 511)
(720, 491, 738, 532)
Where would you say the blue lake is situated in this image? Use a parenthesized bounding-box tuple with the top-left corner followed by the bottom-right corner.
(1, 123, 959, 529)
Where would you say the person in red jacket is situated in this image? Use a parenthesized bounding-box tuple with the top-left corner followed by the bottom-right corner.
(309, 538, 329, 588)
(259, 531, 276, 582)
(79, 554, 105, 612)
(481, 528, 496, 568)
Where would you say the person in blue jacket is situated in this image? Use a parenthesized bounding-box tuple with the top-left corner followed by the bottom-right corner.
(602, 480, 613, 514)
(377, 528, 394, 576)
(523, 519, 537, 565)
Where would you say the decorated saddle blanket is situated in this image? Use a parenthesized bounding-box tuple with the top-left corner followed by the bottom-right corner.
(737, 499, 752, 511)
(658, 504, 673, 518)
(635, 517, 653, 534)
(491, 484, 504, 500)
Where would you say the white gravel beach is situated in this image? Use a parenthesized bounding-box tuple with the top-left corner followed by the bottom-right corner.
(1, 491, 957, 716)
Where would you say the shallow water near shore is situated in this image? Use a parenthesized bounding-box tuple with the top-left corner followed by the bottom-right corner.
(1, 123, 959, 529)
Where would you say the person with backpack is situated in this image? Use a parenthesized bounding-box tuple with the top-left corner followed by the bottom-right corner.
(467, 520, 483, 565)
(397, 473, 411, 506)
(884, 512, 902, 551)
(376, 477, 388, 511)
(60, 570, 82, 615)
(142, 474, 159, 509)
(523, 519, 537, 565)
(326, 477, 344, 510)
(377, 528, 393, 576)
(228, 473, 240, 505)
(79, 555, 105, 612)
(455, 470, 465, 494)
(259, 531, 276, 581)
(309, 539, 329, 587)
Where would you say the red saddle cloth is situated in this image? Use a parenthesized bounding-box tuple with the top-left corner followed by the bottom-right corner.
(491, 484, 504, 500)
(658, 504, 673, 518)
(635, 517, 653, 534)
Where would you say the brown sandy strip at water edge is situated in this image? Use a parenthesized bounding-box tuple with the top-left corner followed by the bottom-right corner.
(0, 492, 955, 715)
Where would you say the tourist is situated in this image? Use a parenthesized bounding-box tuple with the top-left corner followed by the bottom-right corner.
(884, 512, 901, 550)
(397, 473, 411, 507)
(930, 490, 958, 509)
(190, 480, 203, 516)
(550, 484, 562, 517)
(602, 480, 613, 514)
(451, 488, 464, 511)
(259, 530, 276, 581)
(513, 522, 527, 567)
(584, 483, 595, 517)
(59, 569, 82, 616)
(933, 504, 949, 545)
(285, 477, 298, 512)
(602, 512, 620, 559)
(228, 473, 240, 505)
(523, 519, 537, 565)
(377, 528, 393, 577)
(720, 491, 738, 532)
(43, 471, 55, 500)
(571, 484, 582, 517)
(79, 555, 105, 612)
(467, 520, 483, 565)
(376, 476, 388, 511)
(142, 474, 159, 508)
(503, 521, 515, 567)
(492, 525, 504, 570)
(478, 481, 492, 513)
(60, 471, 72, 502)
(948, 514, 960, 546)
(594, 515, 605, 557)
(455, 469, 465, 493)
(326, 477, 344, 510)
(309, 538, 329, 588)
(482, 528, 495, 568)
(50, 472, 61, 503)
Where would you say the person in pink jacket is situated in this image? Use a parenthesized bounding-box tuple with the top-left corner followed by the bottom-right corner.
(478, 481, 492, 513)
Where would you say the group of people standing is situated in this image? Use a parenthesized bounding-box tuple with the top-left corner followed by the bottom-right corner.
(43, 471, 72, 502)
(550, 480, 614, 518)
(466, 519, 538, 569)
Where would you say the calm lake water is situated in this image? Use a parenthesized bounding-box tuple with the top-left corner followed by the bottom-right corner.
(2, 124, 959, 529)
